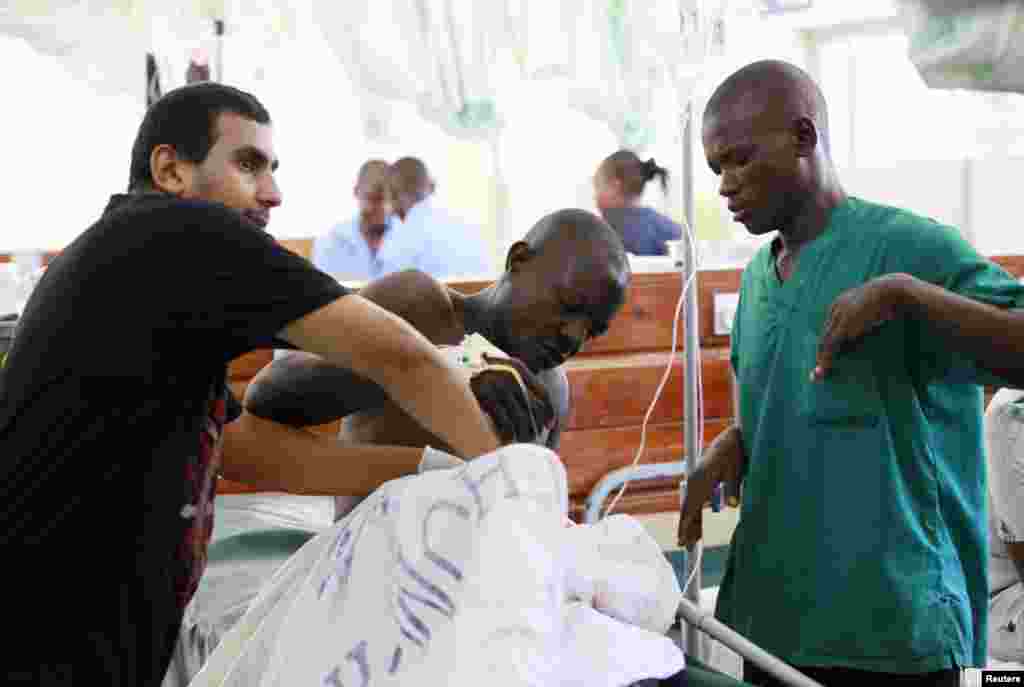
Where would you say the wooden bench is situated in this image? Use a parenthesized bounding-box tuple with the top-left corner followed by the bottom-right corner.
(215, 237, 745, 517)
(220, 242, 1024, 519)
(220, 271, 741, 519)
(6, 243, 1022, 519)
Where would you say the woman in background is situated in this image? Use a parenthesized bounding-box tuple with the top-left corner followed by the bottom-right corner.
(593, 150, 682, 256)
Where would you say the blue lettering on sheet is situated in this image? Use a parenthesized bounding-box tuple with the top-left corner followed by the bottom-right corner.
(422, 500, 471, 582)
(315, 456, 540, 684)
(389, 646, 403, 674)
(322, 666, 344, 687)
(346, 640, 370, 687)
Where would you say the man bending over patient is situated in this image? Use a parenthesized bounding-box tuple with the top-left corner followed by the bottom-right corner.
(245, 208, 631, 497)
(158, 212, 630, 686)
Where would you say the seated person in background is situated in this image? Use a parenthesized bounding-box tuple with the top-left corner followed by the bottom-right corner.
(593, 150, 682, 257)
(388, 156, 493, 278)
(987, 388, 1024, 665)
(313, 159, 402, 281)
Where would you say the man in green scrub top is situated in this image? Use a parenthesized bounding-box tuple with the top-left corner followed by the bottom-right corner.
(679, 60, 1024, 687)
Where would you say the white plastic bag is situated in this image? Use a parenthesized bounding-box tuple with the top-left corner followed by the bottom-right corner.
(901, 0, 1024, 93)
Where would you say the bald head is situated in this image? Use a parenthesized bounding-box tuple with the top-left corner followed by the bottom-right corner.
(702, 60, 844, 237)
(391, 157, 433, 196)
(705, 60, 831, 158)
(490, 209, 630, 371)
(390, 157, 434, 219)
(521, 209, 627, 269)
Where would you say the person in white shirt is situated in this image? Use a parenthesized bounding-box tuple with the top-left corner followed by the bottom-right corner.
(313, 160, 427, 281)
(986, 387, 1024, 664)
(389, 156, 492, 279)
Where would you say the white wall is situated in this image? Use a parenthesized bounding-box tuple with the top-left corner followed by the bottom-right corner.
(839, 156, 1024, 257)
(971, 157, 1024, 257)
(840, 160, 970, 240)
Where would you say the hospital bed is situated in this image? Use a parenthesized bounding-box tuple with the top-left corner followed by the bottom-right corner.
(211, 252, 1024, 686)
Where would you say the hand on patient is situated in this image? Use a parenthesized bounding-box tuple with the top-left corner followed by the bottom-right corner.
(813, 273, 911, 381)
(677, 425, 744, 547)
(470, 354, 556, 444)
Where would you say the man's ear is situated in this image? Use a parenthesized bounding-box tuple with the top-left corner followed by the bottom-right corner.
(150, 144, 193, 195)
(505, 241, 533, 273)
(793, 117, 819, 158)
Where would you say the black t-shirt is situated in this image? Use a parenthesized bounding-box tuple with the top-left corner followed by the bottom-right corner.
(0, 194, 349, 685)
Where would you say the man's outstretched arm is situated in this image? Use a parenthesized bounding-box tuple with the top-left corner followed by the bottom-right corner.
(278, 293, 500, 459)
(244, 351, 388, 427)
(221, 410, 430, 496)
(815, 273, 1024, 386)
(246, 270, 460, 427)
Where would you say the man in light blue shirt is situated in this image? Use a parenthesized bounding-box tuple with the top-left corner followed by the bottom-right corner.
(389, 157, 492, 279)
(312, 160, 442, 282)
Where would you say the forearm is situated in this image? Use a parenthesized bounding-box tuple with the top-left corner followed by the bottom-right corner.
(373, 351, 501, 459)
(244, 352, 389, 426)
(221, 411, 425, 496)
(897, 274, 1024, 386)
(281, 296, 500, 458)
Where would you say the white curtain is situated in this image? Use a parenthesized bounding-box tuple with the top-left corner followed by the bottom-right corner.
(0, 0, 299, 101)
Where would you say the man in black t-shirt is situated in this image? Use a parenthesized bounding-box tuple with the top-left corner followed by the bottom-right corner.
(0, 83, 510, 687)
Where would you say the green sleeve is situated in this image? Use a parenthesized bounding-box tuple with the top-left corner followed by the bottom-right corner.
(730, 288, 743, 377)
(887, 215, 1024, 386)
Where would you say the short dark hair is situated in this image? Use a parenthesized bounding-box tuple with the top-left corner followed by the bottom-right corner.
(600, 150, 670, 198)
(390, 157, 432, 197)
(355, 159, 390, 189)
(128, 82, 271, 191)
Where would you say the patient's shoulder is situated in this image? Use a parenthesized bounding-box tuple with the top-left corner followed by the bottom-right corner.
(357, 269, 459, 342)
(537, 365, 571, 420)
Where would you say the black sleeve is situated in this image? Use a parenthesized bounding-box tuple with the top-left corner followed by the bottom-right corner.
(149, 200, 351, 359)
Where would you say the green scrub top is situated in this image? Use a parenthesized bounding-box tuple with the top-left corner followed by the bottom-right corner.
(718, 197, 1024, 673)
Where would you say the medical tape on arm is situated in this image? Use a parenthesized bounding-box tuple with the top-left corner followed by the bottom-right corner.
(480, 363, 528, 397)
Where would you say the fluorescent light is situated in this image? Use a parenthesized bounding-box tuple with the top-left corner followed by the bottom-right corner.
(760, 0, 814, 15)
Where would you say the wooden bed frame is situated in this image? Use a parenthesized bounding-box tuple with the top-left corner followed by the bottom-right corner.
(8, 244, 1023, 520)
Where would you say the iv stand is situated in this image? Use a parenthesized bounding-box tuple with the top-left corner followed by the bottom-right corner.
(680, 98, 704, 663)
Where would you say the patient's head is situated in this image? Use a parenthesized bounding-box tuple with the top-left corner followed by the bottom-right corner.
(486, 209, 630, 372)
